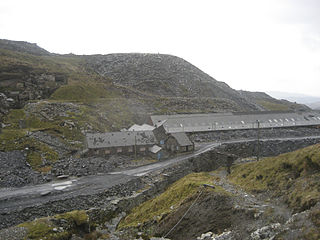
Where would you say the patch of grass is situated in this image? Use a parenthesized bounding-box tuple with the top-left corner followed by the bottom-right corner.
(50, 83, 112, 101)
(256, 99, 290, 111)
(55, 210, 88, 226)
(229, 144, 320, 211)
(18, 210, 90, 240)
(118, 172, 227, 229)
(19, 218, 71, 240)
(0, 129, 27, 151)
(0, 128, 58, 171)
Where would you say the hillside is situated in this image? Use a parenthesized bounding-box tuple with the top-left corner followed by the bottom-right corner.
(307, 101, 320, 110)
(0, 39, 310, 174)
(238, 90, 310, 111)
(115, 144, 320, 239)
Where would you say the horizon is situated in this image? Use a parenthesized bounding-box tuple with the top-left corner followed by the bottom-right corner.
(1, 0, 319, 98)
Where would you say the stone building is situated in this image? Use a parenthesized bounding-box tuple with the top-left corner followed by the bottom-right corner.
(152, 124, 194, 153)
(85, 131, 157, 156)
(165, 132, 194, 153)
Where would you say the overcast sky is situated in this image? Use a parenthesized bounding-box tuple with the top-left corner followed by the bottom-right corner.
(1, 0, 319, 97)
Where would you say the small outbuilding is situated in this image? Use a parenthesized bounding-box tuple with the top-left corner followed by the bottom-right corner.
(165, 132, 194, 153)
(149, 145, 163, 160)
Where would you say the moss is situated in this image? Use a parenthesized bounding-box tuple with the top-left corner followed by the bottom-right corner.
(19, 218, 71, 240)
(310, 209, 320, 228)
(4, 109, 26, 129)
(27, 151, 42, 168)
(229, 144, 320, 211)
(0, 129, 27, 151)
(17, 210, 92, 240)
(55, 210, 88, 226)
(118, 172, 227, 229)
(304, 228, 320, 240)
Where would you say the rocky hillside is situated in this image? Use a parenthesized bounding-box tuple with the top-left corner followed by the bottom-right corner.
(0, 39, 51, 56)
(238, 90, 310, 112)
(85, 54, 260, 110)
(4, 143, 318, 240)
(117, 144, 320, 239)
(0, 39, 309, 175)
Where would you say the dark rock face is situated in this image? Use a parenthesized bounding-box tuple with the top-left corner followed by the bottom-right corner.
(86, 54, 259, 111)
(0, 71, 67, 108)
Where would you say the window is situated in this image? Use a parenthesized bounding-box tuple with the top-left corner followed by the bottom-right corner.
(117, 148, 122, 153)
(128, 147, 133, 152)
(105, 149, 110, 154)
(140, 147, 146, 152)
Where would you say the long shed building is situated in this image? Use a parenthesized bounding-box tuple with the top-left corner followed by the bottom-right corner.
(151, 111, 320, 133)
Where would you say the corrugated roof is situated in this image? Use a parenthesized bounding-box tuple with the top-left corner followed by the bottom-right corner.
(86, 131, 156, 149)
(170, 132, 193, 146)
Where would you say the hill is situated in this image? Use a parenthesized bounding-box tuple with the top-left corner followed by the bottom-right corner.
(238, 90, 310, 111)
(0, 39, 309, 172)
(0, 39, 51, 56)
(307, 101, 320, 110)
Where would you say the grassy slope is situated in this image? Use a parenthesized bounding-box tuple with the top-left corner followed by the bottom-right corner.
(256, 99, 291, 111)
(118, 172, 227, 229)
(229, 144, 320, 212)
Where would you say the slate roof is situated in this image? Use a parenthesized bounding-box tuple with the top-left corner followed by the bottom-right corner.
(86, 131, 156, 149)
(151, 111, 320, 133)
(170, 132, 193, 146)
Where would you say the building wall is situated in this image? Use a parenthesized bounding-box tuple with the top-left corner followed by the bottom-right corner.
(165, 137, 194, 153)
(87, 144, 152, 156)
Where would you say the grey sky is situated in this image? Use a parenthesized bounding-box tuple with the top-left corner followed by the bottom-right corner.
(1, 0, 319, 97)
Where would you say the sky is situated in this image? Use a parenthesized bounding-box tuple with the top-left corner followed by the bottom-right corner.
(1, 0, 320, 98)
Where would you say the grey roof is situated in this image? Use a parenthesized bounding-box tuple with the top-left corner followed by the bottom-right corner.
(86, 131, 156, 149)
(127, 124, 155, 131)
(149, 145, 162, 153)
(151, 111, 320, 133)
(170, 132, 193, 146)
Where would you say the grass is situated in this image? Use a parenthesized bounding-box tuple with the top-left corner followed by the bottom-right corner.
(50, 83, 112, 101)
(18, 210, 89, 240)
(1, 108, 60, 171)
(228, 144, 320, 212)
(256, 99, 291, 111)
(55, 210, 88, 226)
(0, 129, 59, 171)
(19, 218, 71, 240)
(118, 172, 227, 229)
